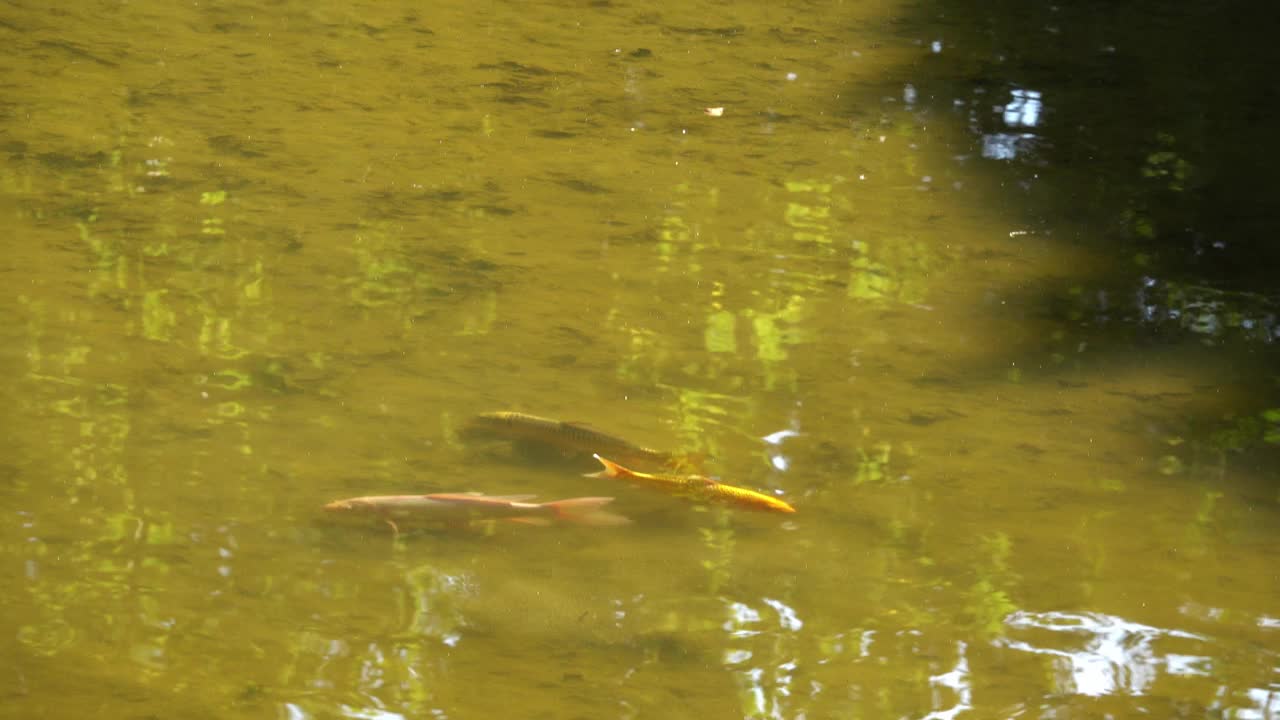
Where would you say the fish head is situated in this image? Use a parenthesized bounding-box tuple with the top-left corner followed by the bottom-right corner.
(324, 498, 368, 513)
(761, 496, 797, 513)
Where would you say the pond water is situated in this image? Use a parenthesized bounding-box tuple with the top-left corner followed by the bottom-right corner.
(2, 1, 1278, 718)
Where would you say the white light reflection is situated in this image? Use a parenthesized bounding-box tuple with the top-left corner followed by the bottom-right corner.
(764, 598, 803, 631)
(723, 597, 804, 719)
(340, 707, 407, 720)
(404, 566, 470, 647)
(761, 427, 802, 473)
(982, 88, 1043, 160)
(858, 629, 875, 657)
(998, 611, 1210, 696)
(982, 133, 1037, 160)
(1135, 278, 1280, 342)
(1003, 89, 1042, 127)
(922, 641, 973, 720)
(744, 667, 769, 717)
(1237, 687, 1280, 720)
(762, 429, 801, 445)
(726, 601, 763, 638)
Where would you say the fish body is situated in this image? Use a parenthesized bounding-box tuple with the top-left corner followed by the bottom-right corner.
(464, 411, 680, 468)
(587, 454, 796, 514)
(586, 454, 718, 495)
(324, 492, 630, 534)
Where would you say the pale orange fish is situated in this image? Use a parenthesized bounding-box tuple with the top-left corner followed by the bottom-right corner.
(323, 492, 630, 535)
(462, 411, 698, 470)
(587, 454, 796, 514)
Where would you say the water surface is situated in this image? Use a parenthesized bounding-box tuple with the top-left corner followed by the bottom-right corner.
(2, 1, 1278, 718)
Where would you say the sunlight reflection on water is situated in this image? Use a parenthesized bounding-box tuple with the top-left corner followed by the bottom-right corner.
(762, 427, 802, 472)
(1238, 688, 1280, 720)
(283, 701, 448, 720)
(725, 596, 804, 720)
(994, 610, 1280, 718)
(340, 706, 410, 720)
(998, 610, 1209, 696)
(921, 641, 972, 720)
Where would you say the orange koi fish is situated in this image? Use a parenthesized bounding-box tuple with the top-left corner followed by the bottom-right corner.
(463, 411, 692, 469)
(587, 454, 796, 514)
(323, 492, 630, 535)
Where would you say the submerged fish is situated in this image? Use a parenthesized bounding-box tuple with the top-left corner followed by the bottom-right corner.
(587, 454, 796, 514)
(463, 411, 687, 469)
(323, 492, 630, 534)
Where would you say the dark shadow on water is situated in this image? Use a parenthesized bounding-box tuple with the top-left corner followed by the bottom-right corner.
(890, 0, 1280, 460)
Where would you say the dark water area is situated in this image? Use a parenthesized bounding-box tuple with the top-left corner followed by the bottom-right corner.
(2, 1, 1278, 719)
(937, 0, 1280, 306)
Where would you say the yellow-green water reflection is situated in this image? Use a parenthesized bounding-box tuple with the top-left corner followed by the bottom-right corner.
(2, 1, 1278, 719)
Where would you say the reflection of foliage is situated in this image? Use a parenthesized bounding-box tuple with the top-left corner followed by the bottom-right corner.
(848, 238, 934, 305)
(963, 533, 1020, 637)
(1210, 414, 1263, 453)
(1151, 281, 1278, 342)
(403, 564, 469, 646)
(614, 324, 670, 387)
(200, 189, 227, 235)
(1170, 478, 1226, 557)
(346, 221, 436, 309)
(1263, 409, 1280, 445)
(666, 386, 750, 460)
(200, 190, 227, 206)
(966, 578, 1017, 636)
(15, 349, 165, 663)
(658, 212, 693, 270)
(456, 290, 498, 336)
(744, 295, 812, 392)
(783, 179, 834, 245)
(142, 289, 176, 341)
(704, 308, 738, 354)
(1156, 454, 1185, 476)
(77, 211, 130, 301)
(1194, 490, 1223, 526)
(698, 512, 736, 596)
(1160, 408, 1280, 484)
(1140, 133, 1192, 193)
(1050, 275, 1280, 375)
(340, 223, 500, 330)
(854, 441, 894, 485)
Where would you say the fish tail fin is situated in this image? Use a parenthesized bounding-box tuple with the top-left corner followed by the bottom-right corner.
(542, 496, 632, 527)
(586, 453, 634, 479)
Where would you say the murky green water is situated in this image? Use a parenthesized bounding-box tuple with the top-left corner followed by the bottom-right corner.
(3, 1, 1278, 718)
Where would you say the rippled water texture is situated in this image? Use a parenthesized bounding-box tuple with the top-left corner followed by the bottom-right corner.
(2, 0, 1278, 718)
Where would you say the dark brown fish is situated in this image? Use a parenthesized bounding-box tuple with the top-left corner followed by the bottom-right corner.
(463, 411, 688, 469)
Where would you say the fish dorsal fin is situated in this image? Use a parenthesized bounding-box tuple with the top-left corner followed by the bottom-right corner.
(427, 493, 538, 502)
